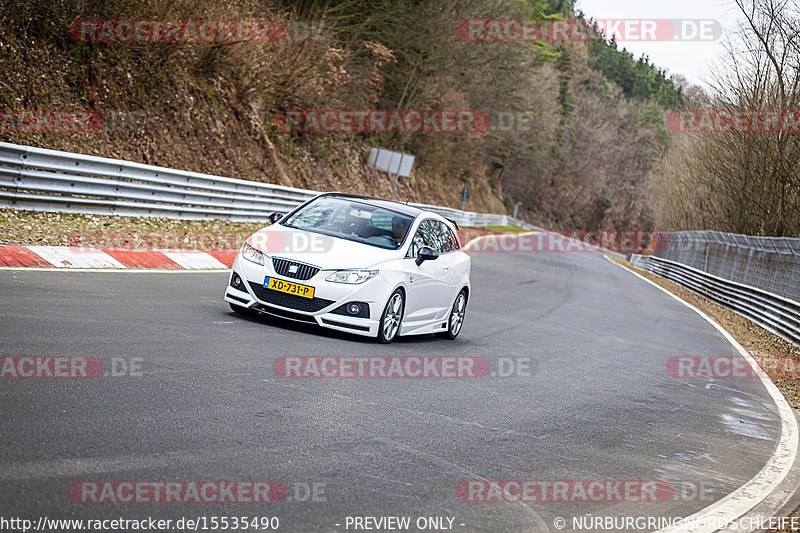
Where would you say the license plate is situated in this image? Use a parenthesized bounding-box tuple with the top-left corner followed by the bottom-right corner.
(264, 276, 315, 299)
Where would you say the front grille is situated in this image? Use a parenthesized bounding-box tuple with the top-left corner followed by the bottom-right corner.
(272, 258, 319, 280)
(248, 281, 334, 312)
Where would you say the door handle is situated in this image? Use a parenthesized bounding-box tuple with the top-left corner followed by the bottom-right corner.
(443, 266, 450, 272)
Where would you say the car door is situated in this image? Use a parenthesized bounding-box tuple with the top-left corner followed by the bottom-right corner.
(402, 219, 450, 324)
(436, 221, 468, 301)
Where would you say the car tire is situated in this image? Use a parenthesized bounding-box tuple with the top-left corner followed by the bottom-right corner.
(229, 302, 256, 316)
(377, 289, 404, 344)
(436, 290, 467, 340)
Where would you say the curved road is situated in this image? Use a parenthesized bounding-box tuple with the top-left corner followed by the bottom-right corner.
(0, 249, 788, 532)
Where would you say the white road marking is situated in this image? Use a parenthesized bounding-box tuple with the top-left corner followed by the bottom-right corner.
(606, 255, 799, 533)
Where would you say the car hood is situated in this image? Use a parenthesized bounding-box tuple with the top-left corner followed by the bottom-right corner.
(246, 224, 401, 270)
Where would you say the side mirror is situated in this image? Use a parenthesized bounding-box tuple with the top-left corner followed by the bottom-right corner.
(267, 212, 283, 225)
(415, 246, 439, 266)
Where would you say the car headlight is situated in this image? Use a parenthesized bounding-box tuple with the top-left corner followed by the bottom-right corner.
(326, 270, 378, 284)
(241, 242, 264, 265)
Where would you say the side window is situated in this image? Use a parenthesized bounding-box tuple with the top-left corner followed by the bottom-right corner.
(406, 232, 422, 258)
(437, 222, 454, 253)
(406, 219, 440, 258)
(443, 223, 460, 251)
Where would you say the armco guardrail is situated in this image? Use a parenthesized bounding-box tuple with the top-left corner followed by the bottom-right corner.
(0, 142, 531, 228)
(630, 254, 800, 347)
(0, 142, 317, 222)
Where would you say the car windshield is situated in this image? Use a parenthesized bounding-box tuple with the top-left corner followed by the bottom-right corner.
(281, 196, 415, 250)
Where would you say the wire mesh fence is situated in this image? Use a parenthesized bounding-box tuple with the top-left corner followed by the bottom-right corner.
(653, 231, 800, 303)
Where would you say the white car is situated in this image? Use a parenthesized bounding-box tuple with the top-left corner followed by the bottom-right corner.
(224, 193, 471, 343)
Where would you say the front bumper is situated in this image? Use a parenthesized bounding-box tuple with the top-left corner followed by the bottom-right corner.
(223, 253, 386, 337)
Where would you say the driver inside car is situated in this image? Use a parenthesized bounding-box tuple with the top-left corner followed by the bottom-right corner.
(391, 215, 410, 244)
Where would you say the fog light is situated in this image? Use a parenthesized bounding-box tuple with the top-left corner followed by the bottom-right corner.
(231, 272, 243, 289)
(347, 303, 361, 315)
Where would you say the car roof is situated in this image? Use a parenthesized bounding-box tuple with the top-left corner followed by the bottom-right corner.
(317, 192, 426, 218)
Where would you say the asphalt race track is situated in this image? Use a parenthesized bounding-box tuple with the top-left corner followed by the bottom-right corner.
(0, 250, 787, 532)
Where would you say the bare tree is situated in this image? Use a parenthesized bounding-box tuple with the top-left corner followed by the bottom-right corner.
(652, 0, 800, 235)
